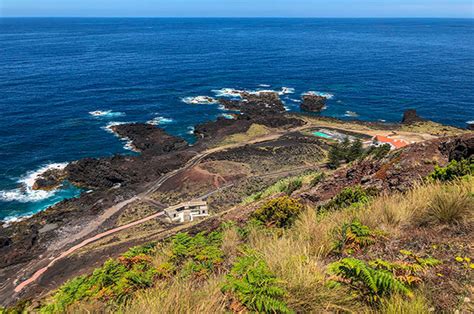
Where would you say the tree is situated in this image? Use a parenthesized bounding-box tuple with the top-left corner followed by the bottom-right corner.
(348, 139, 363, 162)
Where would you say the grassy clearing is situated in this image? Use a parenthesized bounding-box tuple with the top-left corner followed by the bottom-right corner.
(400, 121, 470, 136)
(219, 124, 271, 146)
(243, 171, 323, 204)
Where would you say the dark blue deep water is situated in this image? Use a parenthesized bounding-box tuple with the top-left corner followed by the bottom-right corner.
(1, 18, 473, 221)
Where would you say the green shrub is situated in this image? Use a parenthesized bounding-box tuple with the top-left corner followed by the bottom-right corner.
(366, 144, 391, 160)
(284, 178, 302, 195)
(223, 250, 292, 313)
(429, 158, 473, 182)
(252, 196, 304, 228)
(309, 172, 325, 187)
(332, 220, 379, 255)
(328, 258, 412, 303)
(321, 186, 376, 211)
(328, 138, 366, 169)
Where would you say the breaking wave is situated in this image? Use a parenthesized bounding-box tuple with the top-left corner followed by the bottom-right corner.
(102, 122, 139, 152)
(302, 91, 335, 99)
(89, 110, 125, 118)
(182, 96, 218, 105)
(212, 86, 295, 98)
(0, 163, 68, 203)
(147, 116, 175, 125)
(344, 111, 359, 117)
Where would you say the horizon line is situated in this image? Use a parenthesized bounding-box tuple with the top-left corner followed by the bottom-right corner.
(1, 16, 473, 19)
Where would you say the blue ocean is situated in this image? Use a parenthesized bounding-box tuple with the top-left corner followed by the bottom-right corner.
(0, 18, 473, 221)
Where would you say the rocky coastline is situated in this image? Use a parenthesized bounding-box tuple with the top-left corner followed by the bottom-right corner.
(0, 89, 472, 307)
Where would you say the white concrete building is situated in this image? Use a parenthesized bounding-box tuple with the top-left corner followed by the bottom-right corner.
(164, 200, 209, 223)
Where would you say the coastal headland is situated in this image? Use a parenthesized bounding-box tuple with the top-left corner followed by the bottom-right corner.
(0, 90, 472, 308)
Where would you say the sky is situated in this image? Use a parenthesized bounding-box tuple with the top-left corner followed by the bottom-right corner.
(1, 0, 473, 18)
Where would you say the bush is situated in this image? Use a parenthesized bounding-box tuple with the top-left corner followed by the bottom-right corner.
(252, 196, 304, 228)
(321, 186, 376, 211)
(332, 220, 379, 255)
(284, 178, 302, 195)
(429, 158, 474, 182)
(309, 172, 325, 187)
(328, 138, 366, 169)
(223, 250, 292, 313)
(366, 144, 391, 160)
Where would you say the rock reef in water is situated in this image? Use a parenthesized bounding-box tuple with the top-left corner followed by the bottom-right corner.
(32, 168, 67, 191)
(196, 92, 304, 140)
(110, 123, 188, 154)
(300, 95, 326, 112)
(401, 109, 425, 124)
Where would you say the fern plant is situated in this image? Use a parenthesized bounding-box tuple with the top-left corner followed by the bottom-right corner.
(223, 250, 293, 313)
(332, 220, 379, 254)
(369, 250, 441, 286)
(328, 258, 413, 303)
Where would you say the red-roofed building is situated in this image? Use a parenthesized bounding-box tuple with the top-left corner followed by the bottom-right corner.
(374, 135, 409, 150)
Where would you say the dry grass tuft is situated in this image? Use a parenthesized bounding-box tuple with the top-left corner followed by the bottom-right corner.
(371, 293, 431, 314)
(413, 181, 473, 228)
(122, 276, 227, 314)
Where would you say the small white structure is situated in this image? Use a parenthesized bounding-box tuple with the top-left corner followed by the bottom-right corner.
(164, 200, 209, 223)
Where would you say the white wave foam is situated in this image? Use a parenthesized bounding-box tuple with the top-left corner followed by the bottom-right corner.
(259, 84, 271, 87)
(289, 98, 301, 103)
(344, 111, 359, 118)
(0, 163, 68, 203)
(2, 214, 32, 226)
(213, 87, 295, 98)
(89, 110, 125, 118)
(303, 91, 335, 99)
(212, 88, 244, 98)
(280, 87, 295, 95)
(187, 126, 195, 135)
(102, 122, 139, 152)
(147, 116, 175, 125)
(182, 96, 218, 105)
(466, 120, 474, 124)
(102, 121, 131, 134)
(221, 113, 235, 120)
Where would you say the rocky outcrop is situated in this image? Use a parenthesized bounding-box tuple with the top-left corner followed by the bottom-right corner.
(110, 123, 188, 155)
(401, 109, 425, 124)
(218, 99, 241, 111)
(300, 95, 326, 112)
(66, 151, 195, 190)
(196, 92, 304, 141)
(32, 168, 67, 191)
(438, 134, 474, 161)
(301, 133, 474, 204)
(239, 92, 286, 116)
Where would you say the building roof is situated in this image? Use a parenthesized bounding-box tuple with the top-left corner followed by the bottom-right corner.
(374, 135, 409, 149)
(165, 200, 207, 214)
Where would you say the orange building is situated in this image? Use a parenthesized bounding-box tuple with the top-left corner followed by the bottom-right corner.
(374, 135, 409, 149)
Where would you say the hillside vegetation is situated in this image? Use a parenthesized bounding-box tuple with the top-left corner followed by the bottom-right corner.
(8, 156, 471, 314)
